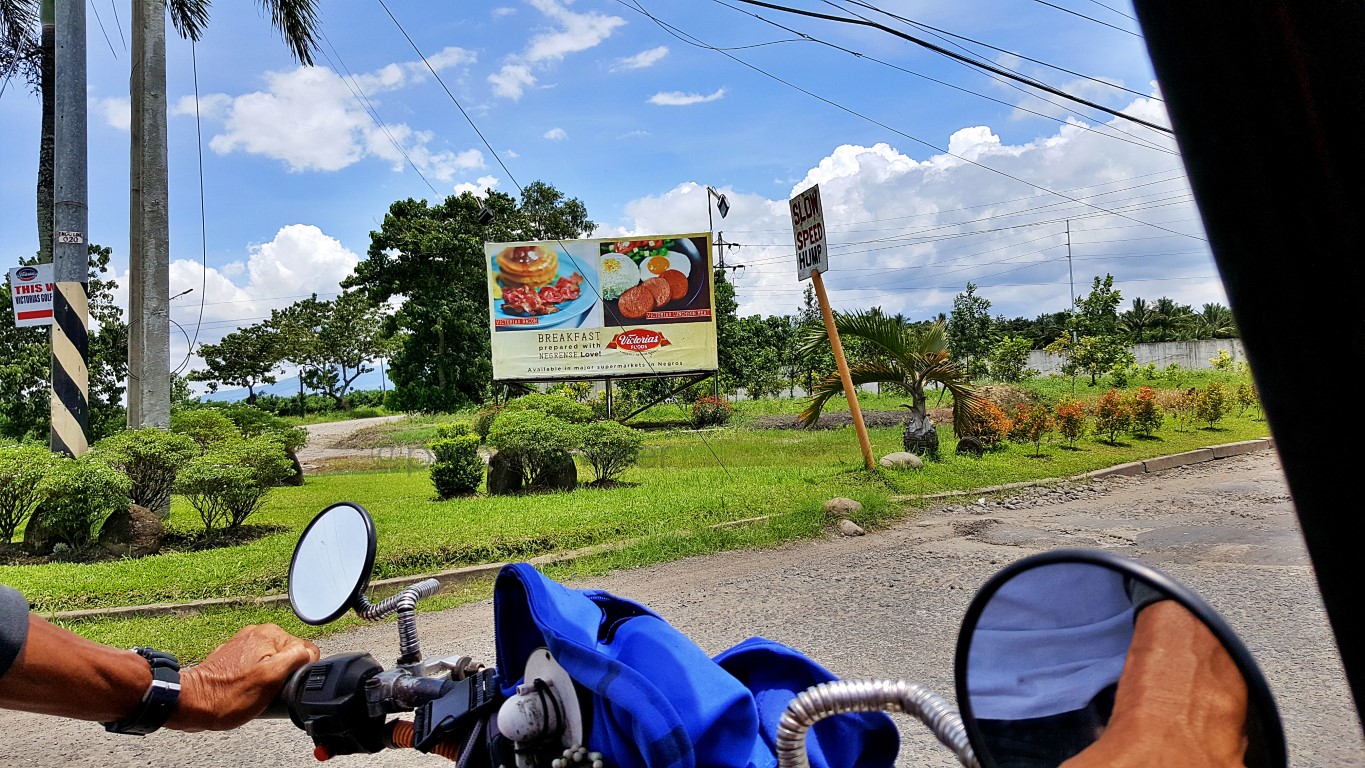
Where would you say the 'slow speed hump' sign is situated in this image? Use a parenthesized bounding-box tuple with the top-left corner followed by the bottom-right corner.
(790, 184, 827, 281)
(8, 263, 55, 327)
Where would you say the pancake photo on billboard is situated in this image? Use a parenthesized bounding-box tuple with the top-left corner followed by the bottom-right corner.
(489, 240, 601, 332)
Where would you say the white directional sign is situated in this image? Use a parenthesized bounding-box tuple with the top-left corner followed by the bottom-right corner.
(790, 184, 828, 281)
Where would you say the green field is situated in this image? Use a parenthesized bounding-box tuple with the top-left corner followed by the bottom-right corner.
(4, 372, 1270, 660)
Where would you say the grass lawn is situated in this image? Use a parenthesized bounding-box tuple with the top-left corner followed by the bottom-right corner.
(7, 372, 1269, 660)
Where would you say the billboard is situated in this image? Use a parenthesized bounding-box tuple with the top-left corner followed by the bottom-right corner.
(486, 233, 717, 381)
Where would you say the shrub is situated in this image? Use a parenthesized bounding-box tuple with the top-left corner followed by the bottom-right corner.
(170, 408, 240, 453)
(428, 424, 483, 498)
(1235, 382, 1261, 418)
(1094, 388, 1133, 444)
(960, 399, 1012, 449)
(580, 421, 644, 483)
(90, 427, 199, 515)
(0, 442, 62, 542)
(503, 393, 594, 424)
(215, 404, 308, 453)
(35, 455, 132, 547)
(1154, 387, 1199, 431)
(1210, 349, 1234, 371)
(1054, 398, 1088, 448)
(1129, 386, 1163, 437)
(474, 404, 506, 442)
(175, 436, 295, 533)
(589, 388, 640, 421)
(690, 395, 734, 428)
(1195, 381, 1231, 428)
(550, 381, 594, 402)
(1009, 403, 1055, 457)
(487, 410, 581, 488)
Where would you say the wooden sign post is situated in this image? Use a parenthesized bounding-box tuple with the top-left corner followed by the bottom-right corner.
(790, 184, 876, 471)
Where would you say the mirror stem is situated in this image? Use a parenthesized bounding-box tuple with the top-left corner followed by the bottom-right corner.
(355, 579, 441, 669)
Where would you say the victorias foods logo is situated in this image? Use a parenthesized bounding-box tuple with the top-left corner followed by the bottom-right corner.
(15, 267, 38, 282)
(607, 328, 671, 352)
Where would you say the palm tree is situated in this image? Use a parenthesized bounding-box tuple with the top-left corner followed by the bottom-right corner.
(1120, 297, 1154, 343)
(1192, 302, 1237, 339)
(1149, 297, 1195, 341)
(797, 311, 987, 458)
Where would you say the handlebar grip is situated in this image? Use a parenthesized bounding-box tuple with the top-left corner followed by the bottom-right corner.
(259, 664, 308, 720)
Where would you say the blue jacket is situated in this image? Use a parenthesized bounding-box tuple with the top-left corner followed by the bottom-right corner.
(493, 563, 898, 768)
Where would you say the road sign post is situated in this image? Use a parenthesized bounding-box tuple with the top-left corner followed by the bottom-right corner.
(791, 184, 876, 471)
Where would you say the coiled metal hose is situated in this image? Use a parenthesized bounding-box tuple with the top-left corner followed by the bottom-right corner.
(354, 578, 441, 663)
(775, 678, 980, 768)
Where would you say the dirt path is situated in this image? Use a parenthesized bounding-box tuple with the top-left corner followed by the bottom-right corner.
(5, 449, 1360, 767)
(294, 414, 411, 471)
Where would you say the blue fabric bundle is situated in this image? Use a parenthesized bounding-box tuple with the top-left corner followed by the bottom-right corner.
(493, 563, 899, 768)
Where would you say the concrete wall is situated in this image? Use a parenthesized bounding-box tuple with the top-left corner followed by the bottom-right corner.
(1026, 339, 1248, 376)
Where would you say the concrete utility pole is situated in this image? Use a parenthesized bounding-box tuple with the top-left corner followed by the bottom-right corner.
(127, 0, 171, 428)
(50, 0, 89, 456)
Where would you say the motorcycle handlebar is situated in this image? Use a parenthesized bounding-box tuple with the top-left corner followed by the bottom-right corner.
(258, 664, 308, 720)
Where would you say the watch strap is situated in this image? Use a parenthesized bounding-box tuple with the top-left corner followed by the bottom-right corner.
(102, 647, 181, 736)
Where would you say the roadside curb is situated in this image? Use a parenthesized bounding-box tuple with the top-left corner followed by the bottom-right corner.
(888, 438, 1275, 503)
(49, 439, 1273, 623)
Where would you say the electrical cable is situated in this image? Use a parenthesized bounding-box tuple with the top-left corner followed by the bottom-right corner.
(732, 2, 1175, 155)
(87, 0, 118, 58)
(726, 0, 1168, 133)
(1029, 0, 1140, 37)
(623, 0, 1201, 244)
(179, 40, 209, 374)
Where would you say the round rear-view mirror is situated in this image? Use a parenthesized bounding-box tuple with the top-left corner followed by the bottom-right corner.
(288, 502, 377, 625)
(955, 549, 1285, 768)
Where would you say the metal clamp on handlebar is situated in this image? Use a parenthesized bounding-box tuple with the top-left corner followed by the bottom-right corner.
(411, 668, 504, 753)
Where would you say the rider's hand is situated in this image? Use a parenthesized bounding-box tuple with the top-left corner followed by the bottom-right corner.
(1059, 600, 1248, 768)
(167, 624, 320, 732)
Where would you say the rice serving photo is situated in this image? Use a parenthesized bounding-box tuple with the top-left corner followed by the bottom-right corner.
(600, 253, 640, 300)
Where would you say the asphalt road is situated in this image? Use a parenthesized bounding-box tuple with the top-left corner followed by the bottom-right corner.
(3, 449, 1361, 767)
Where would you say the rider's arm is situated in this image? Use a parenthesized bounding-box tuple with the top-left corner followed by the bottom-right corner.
(1060, 599, 1249, 768)
(0, 590, 319, 732)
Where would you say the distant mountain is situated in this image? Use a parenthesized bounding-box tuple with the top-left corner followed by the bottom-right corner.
(197, 368, 396, 403)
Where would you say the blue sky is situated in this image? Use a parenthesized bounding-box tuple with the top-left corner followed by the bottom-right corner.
(0, 0, 1224, 382)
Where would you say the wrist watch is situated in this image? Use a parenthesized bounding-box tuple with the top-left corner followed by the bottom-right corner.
(102, 647, 181, 736)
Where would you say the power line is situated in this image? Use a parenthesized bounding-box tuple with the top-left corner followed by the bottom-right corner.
(624, 0, 1201, 243)
(725, 0, 1169, 133)
(1029, 0, 1140, 36)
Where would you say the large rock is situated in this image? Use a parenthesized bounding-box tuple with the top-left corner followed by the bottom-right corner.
(534, 450, 578, 492)
(879, 451, 924, 470)
(823, 497, 864, 519)
(283, 448, 305, 487)
(22, 510, 57, 555)
(98, 504, 165, 558)
(486, 451, 524, 496)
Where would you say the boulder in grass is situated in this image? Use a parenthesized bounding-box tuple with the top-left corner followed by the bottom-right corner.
(879, 451, 924, 470)
(823, 497, 864, 519)
(98, 504, 165, 558)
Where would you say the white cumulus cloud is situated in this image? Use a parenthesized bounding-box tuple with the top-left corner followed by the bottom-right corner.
(613, 46, 668, 71)
(648, 88, 726, 106)
(489, 0, 625, 99)
(543, 127, 568, 141)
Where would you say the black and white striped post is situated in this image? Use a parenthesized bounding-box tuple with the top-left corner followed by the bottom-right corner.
(50, 0, 89, 457)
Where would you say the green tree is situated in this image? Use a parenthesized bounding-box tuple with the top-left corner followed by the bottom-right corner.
(947, 282, 994, 376)
(1192, 302, 1237, 339)
(713, 269, 741, 392)
(1120, 297, 1154, 343)
(188, 323, 281, 404)
(1149, 297, 1195, 341)
(986, 335, 1037, 383)
(797, 313, 987, 456)
(793, 284, 835, 395)
(1075, 274, 1123, 336)
(1046, 333, 1136, 387)
(345, 184, 592, 412)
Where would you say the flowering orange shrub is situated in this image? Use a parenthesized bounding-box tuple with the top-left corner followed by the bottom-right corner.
(962, 400, 1012, 448)
(1094, 388, 1133, 444)
(1054, 398, 1088, 447)
(1129, 386, 1163, 437)
(1010, 403, 1055, 456)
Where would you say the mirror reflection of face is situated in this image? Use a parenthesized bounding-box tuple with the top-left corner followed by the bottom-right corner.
(289, 504, 372, 624)
(963, 563, 1253, 768)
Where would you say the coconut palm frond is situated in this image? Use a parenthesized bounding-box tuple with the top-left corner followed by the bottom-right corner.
(798, 360, 906, 428)
(259, 0, 321, 66)
(166, 0, 210, 42)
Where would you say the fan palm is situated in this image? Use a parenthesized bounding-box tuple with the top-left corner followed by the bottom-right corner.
(797, 312, 988, 457)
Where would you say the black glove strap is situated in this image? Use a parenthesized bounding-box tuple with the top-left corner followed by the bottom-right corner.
(102, 647, 181, 736)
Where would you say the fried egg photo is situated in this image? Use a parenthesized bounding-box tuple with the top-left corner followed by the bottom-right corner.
(638, 251, 691, 281)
